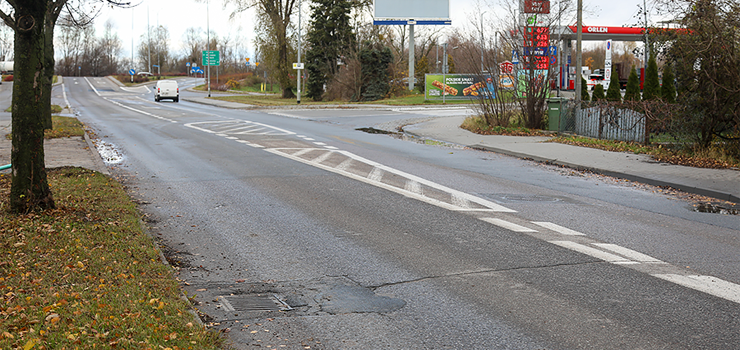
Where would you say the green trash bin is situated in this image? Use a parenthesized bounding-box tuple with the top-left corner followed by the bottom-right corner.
(547, 98, 565, 131)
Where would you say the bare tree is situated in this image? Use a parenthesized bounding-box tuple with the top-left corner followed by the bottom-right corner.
(228, 0, 297, 98)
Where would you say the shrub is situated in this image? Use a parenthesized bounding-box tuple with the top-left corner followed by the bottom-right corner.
(624, 66, 641, 101)
(581, 77, 590, 101)
(592, 84, 605, 101)
(606, 70, 622, 102)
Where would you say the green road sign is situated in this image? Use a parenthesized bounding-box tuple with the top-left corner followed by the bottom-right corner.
(202, 50, 220, 66)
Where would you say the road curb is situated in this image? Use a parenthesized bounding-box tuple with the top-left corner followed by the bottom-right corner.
(468, 143, 740, 203)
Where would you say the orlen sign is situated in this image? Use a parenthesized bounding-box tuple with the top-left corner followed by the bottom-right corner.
(568, 26, 646, 35)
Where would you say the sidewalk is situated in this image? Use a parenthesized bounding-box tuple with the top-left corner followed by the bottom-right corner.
(403, 116, 740, 203)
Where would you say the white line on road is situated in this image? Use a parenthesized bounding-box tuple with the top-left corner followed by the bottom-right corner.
(480, 218, 537, 232)
(593, 243, 665, 263)
(653, 274, 740, 304)
(532, 222, 586, 236)
(549, 241, 631, 263)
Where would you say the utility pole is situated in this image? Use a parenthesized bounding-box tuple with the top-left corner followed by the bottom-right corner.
(643, 0, 649, 70)
(442, 43, 447, 104)
(147, 6, 151, 75)
(207, 0, 211, 97)
(575, 0, 583, 116)
(297, 0, 302, 104)
(131, 8, 134, 83)
(409, 23, 415, 90)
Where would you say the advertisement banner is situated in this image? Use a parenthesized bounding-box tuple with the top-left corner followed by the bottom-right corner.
(425, 74, 495, 100)
(499, 75, 515, 90)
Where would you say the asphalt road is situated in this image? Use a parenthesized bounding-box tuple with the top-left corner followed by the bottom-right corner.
(53, 76, 740, 349)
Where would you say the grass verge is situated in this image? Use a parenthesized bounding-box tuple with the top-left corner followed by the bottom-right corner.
(550, 135, 739, 169)
(5, 114, 84, 141)
(0, 167, 223, 349)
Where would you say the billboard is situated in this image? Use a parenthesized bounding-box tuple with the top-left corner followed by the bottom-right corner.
(425, 74, 495, 100)
(374, 0, 450, 25)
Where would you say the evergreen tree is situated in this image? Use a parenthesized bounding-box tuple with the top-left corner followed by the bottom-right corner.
(358, 42, 393, 101)
(304, 0, 355, 101)
(592, 84, 605, 101)
(605, 71, 622, 101)
(661, 63, 676, 103)
(414, 56, 430, 93)
(581, 77, 590, 101)
(642, 55, 660, 100)
(624, 66, 641, 101)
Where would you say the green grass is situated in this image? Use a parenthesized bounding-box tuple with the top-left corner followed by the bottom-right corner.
(5, 113, 84, 140)
(0, 168, 224, 349)
(44, 116, 86, 139)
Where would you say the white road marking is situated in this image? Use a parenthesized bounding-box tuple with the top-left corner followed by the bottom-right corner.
(532, 222, 586, 236)
(61, 84, 71, 109)
(592, 243, 665, 263)
(653, 274, 740, 304)
(405, 180, 422, 195)
(184, 120, 295, 136)
(368, 167, 384, 182)
(451, 194, 471, 209)
(480, 218, 537, 232)
(335, 158, 353, 171)
(311, 151, 333, 164)
(549, 241, 631, 263)
(84, 77, 101, 96)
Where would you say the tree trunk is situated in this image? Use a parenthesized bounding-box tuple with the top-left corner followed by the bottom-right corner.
(41, 11, 55, 130)
(10, 0, 55, 212)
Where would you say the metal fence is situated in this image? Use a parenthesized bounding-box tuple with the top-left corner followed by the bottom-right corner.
(558, 100, 647, 143)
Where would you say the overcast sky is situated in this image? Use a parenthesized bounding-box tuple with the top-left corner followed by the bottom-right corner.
(96, 0, 657, 62)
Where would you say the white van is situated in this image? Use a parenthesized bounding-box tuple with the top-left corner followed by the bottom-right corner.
(154, 80, 179, 102)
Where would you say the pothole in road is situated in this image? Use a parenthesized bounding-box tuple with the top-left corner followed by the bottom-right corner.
(356, 127, 400, 135)
(692, 202, 739, 215)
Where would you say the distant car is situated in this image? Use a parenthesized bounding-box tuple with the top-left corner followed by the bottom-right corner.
(137, 71, 153, 77)
(154, 80, 179, 102)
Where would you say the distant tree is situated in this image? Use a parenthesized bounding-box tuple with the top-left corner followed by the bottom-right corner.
(660, 63, 676, 103)
(304, 0, 354, 101)
(606, 71, 622, 101)
(592, 84, 605, 101)
(624, 66, 641, 101)
(642, 55, 659, 100)
(357, 41, 392, 101)
(230, 0, 298, 98)
(414, 55, 429, 93)
(581, 77, 590, 101)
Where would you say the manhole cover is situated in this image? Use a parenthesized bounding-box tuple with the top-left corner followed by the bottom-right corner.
(218, 295, 292, 312)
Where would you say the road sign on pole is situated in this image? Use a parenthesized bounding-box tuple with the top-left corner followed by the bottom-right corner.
(129, 69, 135, 75)
(202, 50, 220, 66)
